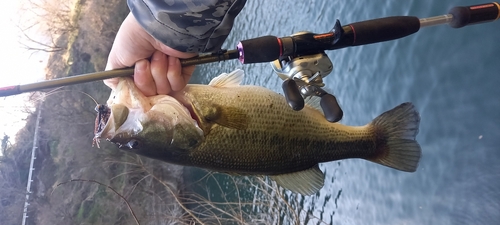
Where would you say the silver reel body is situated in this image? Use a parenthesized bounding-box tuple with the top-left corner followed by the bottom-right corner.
(271, 52, 333, 97)
(270, 37, 343, 122)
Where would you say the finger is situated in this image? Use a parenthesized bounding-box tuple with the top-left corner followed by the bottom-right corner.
(134, 59, 157, 96)
(150, 51, 172, 95)
(181, 65, 196, 85)
(104, 13, 156, 90)
(166, 56, 186, 92)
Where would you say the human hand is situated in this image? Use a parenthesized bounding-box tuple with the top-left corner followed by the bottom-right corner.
(105, 13, 197, 96)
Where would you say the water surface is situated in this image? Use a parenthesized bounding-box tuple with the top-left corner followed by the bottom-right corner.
(191, 0, 500, 224)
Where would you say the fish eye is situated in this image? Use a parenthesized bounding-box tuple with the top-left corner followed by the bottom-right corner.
(125, 139, 140, 149)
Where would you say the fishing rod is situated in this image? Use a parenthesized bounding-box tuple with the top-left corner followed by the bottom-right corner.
(1, 2, 499, 121)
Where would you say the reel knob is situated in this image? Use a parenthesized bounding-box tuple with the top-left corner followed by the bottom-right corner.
(282, 79, 305, 111)
(320, 94, 343, 122)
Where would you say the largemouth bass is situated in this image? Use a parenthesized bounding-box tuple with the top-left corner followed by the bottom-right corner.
(96, 69, 421, 195)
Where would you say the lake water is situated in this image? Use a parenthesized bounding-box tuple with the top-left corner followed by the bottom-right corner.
(190, 0, 500, 224)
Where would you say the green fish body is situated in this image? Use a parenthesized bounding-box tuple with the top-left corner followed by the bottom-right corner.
(97, 69, 421, 195)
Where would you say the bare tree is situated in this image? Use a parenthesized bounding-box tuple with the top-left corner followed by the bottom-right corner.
(1, 134, 10, 153)
(17, 0, 80, 53)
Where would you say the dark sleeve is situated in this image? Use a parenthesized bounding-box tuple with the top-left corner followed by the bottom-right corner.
(127, 0, 247, 53)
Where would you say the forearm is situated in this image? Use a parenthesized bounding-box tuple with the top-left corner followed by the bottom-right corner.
(127, 0, 247, 53)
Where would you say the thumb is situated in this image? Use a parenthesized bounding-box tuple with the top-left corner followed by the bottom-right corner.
(105, 13, 156, 71)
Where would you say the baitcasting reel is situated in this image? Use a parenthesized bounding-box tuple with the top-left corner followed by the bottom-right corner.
(271, 32, 343, 123)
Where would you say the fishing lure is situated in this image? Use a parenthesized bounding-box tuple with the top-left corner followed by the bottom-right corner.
(93, 104, 110, 148)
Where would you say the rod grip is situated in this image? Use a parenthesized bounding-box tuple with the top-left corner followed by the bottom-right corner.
(0, 85, 21, 97)
(449, 2, 500, 28)
(237, 36, 281, 64)
(346, 16, 421, 46)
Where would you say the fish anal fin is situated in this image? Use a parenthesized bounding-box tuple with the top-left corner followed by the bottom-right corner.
(209, 69, 244, 87)
(269, 165, 324, 196)
(203, 105, 248, 130)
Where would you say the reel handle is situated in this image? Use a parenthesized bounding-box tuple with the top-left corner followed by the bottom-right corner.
(320, 94, 343, 123)
(282, 79, 343, 122)
(282, 79, 305, 111)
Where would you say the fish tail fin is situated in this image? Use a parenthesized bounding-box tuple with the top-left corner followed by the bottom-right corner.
(368, 102, 422, 172)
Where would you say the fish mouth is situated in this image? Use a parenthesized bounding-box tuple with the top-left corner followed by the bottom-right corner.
(93, 104, 132, 145)
(93, 104, 111, 147)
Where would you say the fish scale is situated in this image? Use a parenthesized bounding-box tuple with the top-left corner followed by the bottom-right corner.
(181, 85, 378, 174)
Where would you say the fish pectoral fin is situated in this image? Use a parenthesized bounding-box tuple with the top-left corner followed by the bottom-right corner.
(203, 105, 248, 130)
(269, 165, 324, 196)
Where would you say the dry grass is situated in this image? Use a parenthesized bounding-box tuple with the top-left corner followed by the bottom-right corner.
(90, 155, 324, 225)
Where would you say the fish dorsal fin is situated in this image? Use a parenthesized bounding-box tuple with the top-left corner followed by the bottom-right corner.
(209, 69, 244, 87)
(269, 164, 324, 196)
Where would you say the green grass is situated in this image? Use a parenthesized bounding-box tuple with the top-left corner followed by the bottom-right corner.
(76, 202, 86, 221)
(49, 140, 59, 157)
(77, 202, 102, 224)
(76, 185, 108, 223)
(112, 161, 129, 194)
(86, 204, 102, 224)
